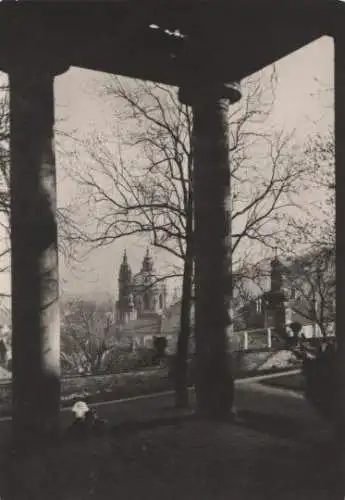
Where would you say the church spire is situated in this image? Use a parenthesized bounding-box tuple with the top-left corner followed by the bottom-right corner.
(119, 249, 132, 283)
(117, 250, 135, 324)
(141, 247, 154, 273)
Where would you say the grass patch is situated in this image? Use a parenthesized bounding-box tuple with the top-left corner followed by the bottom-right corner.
(0, 365, 300, 408)
(0, 355, 301, 418)
(0, 368, 175, 417)
(61, 368, 174, 406)
(260, 372, 305, 392)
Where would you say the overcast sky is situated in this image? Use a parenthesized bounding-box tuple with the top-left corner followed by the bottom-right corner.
(0, 34, 335, 305)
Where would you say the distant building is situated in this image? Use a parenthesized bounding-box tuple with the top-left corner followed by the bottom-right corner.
(160, 249, 335, 355)
(108, 248, 168, 349)
(234, 249, 335, 339)
(115, 248, 167, 325)
(160, 299, 193, 354)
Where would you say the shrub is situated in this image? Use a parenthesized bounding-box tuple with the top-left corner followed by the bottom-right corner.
(302, 345, 335, 420)
(103, 347, 159, 374)
(153, 337, 167, 360)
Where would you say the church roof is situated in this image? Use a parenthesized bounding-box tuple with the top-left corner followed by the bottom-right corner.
(141, 247, 154, 274)
(109, 313, 163, 339)
(132, 271, 153, 287)
(289, 307, 315, 327)
(126, 248, 166, 292)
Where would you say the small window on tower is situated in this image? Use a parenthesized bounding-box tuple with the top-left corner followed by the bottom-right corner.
(256, 298, 262, 313)
(159, 294, 163, 309)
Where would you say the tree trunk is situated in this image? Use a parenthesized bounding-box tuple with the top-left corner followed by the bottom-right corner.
(174, 240, 193, 408)
(174, 157, 194, 409)
(192, 92, 234, 420)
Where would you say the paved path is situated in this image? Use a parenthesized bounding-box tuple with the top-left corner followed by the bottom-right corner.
(0, 370, 332, 447)
(59, 370, 308, 427)
(59, 370, 331, 446)
(0, 369, 300, 422)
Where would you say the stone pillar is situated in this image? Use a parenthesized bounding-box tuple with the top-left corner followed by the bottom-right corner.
(179, 83, 241, 419)
(334, 22, 345, 498)
(9, 66, 61, 444)
(267, 328, 272, 349)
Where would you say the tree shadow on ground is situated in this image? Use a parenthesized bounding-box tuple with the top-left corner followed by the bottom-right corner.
(0, 418, 338, 500)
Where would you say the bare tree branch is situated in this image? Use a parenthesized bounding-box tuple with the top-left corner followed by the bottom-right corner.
(66, 71, 309, 280)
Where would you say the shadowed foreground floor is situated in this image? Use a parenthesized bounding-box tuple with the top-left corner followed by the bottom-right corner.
(0, 420, 336, 500)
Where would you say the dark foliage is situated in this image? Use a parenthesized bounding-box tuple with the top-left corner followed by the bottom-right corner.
(282, 327, 336, 420)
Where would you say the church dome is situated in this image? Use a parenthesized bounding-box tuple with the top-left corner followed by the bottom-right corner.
(132, 272, 146, 288)
(141, 247, 154, 274)
(132, 248, 159, 290)
(132, 270, 158, 292)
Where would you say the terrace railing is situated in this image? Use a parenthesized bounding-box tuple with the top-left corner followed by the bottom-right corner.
(231, 327, 283, 352)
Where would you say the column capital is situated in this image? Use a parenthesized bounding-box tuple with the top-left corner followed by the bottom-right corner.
(6, 51, 70, 81)
(2, 29, 70, 78)
(178, 81, 241, 106)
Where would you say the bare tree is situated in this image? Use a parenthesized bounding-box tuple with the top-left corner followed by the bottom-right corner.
(0, 79, 80, 297)
(231, 247, 335, 339)
(288, 247, 335, 337)
(66, 72, 310, 407)
(282, 128, 334, 254)
(281, 128, 335, 338)
(305, 128, 334, 247)
(237, 127, 335, 340)
(0, 81, 11, 283)
(61, 296, 113, 374)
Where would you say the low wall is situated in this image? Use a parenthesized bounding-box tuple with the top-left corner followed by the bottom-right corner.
(0, 348, 301, 417)
(61, 367, 172, 404)
(0, 367, 173, 415)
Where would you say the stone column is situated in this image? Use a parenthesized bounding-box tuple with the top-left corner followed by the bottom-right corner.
(334, 21, 345, 499)
(179, 83, 241, 419)
(9, 66, 61, 444)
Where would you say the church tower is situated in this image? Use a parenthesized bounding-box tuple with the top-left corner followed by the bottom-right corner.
(116, 250, 136, 324)
(141, 247, 154, 274)
(140, 247, 155, 314)
(270, 257, 286, 293)
(115, 247, 168, 324)
(132, 248, 167, 317)
(266, 257, 291, 333)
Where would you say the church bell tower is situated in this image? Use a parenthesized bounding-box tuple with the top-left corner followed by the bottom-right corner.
(116, 250, 135, 324)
